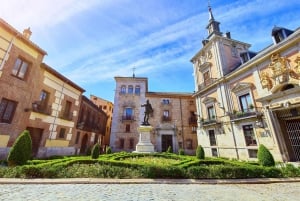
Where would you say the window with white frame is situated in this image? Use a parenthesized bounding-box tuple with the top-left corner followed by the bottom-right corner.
(12, 57, 29, 79)
(207, 105, 216, 120)
(208, 130, 217, 146)
(0, 98, 17, 123)
(243, 124, 257, 146)
(239, 93, 253, 112)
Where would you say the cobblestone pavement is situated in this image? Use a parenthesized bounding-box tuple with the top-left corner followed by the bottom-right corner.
(0, 182, 299, 201)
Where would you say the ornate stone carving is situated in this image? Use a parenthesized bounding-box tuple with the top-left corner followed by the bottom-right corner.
(294, 56, 300, 74)
(269, 53, 289, 79)
(260, 71, 273, 90)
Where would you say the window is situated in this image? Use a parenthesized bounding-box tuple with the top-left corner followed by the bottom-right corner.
(212, 148, 218, 157)
(0, 98, 17, 123)
(135, 86, 140, 95)
(125, 124, 130, 132)
(12, 58, 29, 79)
(59, 128, 66, 138)
(240, 52, 249, 63)
(39, 90, 49, 109)
(162, 99, 170, 104)
(239, 93, 253, 112)
(103, 105, 107, 110)
(119, 138, 124, 149)
(243, 125, 257, 146)
(124, 107, 133, 120)
(274, 31, 284, 43)
(120, 85, 126, 94)
(128, 85, 133, 94)
(162, 110, 170, 121)
(207, 106, 215, 120)
(129, 138, 134, 149)
(248, 149, 258, 158)
(186, 139, 192, 149)
(209, 130, 217, 146)
(192, 126, 197, 133)
(62, 101, 72, 120)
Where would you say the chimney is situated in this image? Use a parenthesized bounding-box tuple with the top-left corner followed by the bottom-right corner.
(23, 27, 32, 39)
(225, 31, 231, 39)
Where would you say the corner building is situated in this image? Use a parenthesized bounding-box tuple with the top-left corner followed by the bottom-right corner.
(110, 76, 198, 154)
(191, 6, 300, 162)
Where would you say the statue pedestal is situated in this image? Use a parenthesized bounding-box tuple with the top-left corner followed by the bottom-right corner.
(134, 125, 155, 153)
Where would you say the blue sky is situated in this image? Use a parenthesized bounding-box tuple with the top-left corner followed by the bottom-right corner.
(2, 0, 300, 102)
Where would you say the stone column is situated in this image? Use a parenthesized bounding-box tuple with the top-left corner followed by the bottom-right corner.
(134, 125, 155, 153)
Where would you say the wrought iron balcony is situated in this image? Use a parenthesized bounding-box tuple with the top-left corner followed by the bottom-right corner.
(189, 116, 198, 125)
(198, 78, 218, 91)
(201, 116, 220, 126)
(229, 107, 262, 121)
(60, 111, 73, 121)
(122, 115, 134, 121)
(31, 101, 51, 115)
(161, 116, 172, 122)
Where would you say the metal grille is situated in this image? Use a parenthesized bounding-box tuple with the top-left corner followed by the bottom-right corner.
(286, 120, 300, 161)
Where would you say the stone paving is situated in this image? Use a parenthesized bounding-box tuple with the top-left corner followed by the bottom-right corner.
(0, 182, 299, 201)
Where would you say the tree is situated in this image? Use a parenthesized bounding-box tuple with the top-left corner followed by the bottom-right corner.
(7, 130, 32, 166)
(106, 146, 112, 154)
(196, 145, 205, 159)
(91, 143, 100, 159)
(257, 144, 275, 166)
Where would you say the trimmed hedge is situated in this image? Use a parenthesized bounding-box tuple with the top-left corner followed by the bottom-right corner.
(7, 130, 32, 166)
(257, 144, 275, 167)
(196, 145, 205, 159)
(91, 144, 100, 159)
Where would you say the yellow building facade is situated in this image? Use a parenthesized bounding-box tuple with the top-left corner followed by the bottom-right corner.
(191, 7, 300, 162)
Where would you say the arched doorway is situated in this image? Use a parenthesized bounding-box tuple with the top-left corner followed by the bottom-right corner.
(80, 134, 88, 154)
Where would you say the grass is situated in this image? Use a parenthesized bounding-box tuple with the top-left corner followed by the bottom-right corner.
(0, 152, 299, 179)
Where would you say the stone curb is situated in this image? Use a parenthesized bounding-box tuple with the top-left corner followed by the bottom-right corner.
(0, 178, 300, 185)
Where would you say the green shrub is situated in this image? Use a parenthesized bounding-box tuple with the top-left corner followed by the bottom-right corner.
(86, 146, 92, 156)
(7, 130, 32, 166)
(196, 145, 205, 159)
(106, 146, 112, 154)
(257, 144, 275, 167)
(178, 148, 185, 155)
(91, 144, 100, 159)
(166, 146, 172, 153)
(281, 164, 300, 177)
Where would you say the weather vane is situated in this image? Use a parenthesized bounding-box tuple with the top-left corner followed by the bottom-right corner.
(132, 66, 136, 78)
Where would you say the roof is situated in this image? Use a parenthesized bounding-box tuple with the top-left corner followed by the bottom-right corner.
(0, 18, 47, 56)
(41, 63, 85, 92)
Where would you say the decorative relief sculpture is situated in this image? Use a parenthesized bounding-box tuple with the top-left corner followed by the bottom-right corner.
(260, 71, 273, 90)
(269, 53, 289, 81)
(294, 56, 300, 74)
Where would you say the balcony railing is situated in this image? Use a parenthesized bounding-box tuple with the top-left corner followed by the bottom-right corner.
(161, 116, 171, 122)
(201, 116, 220, 126)
(32, 102, 51, 115)
(122, 115, 134, 121)
(229, 107, 262, 121)
(198, 78, 218, 91)
(60, 111, 73, 121)
(189, 116, 197, 125)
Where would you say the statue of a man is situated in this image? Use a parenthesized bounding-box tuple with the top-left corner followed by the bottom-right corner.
(141, 99, 153, 125)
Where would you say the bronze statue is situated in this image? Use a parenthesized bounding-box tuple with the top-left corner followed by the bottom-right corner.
(141, 99, 153, 125)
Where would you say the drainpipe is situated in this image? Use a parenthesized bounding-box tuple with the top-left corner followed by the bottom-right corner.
(0, 35, 16, 70)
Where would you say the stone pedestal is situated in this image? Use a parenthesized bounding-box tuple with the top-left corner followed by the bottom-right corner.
(134, 125, 155, 153)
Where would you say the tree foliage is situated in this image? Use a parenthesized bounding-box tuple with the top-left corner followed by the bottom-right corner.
(7, 130, 32, 166)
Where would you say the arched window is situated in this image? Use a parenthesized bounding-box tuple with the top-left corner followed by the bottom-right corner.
(135, 85, 140, 95)
(128, 85, 133, 94)
(120, 85, 126, 94)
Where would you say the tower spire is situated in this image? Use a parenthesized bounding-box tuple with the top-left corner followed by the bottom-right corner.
(208, 0, 214, 21)
(205, 0, 222, 38)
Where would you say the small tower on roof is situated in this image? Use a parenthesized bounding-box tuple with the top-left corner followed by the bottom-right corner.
(206, 2, 222, 38)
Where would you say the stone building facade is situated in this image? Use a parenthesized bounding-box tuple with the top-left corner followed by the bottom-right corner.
(110, 76, 197, 154)
(90, 94, 113, 150)
(191, 6, 300, 162)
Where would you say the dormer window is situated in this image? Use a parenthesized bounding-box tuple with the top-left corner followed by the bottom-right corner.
(272, 26, 294, 44)
(240, 51, 257, 64)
